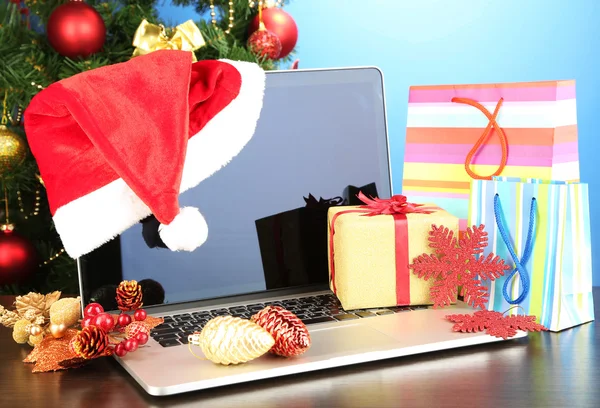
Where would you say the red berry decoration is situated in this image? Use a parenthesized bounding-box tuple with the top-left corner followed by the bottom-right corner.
(117, 313, 132, 327)
(92, 312, 115, 332)
(114, 342, 127, 357)
(83, 302, 104, 318)
(135, 332, 149, 346)
(134, 309, 147, 321)
(124, 338, 138, 352)
(80, 316, 93, 328)
(251, 306, 311, 357)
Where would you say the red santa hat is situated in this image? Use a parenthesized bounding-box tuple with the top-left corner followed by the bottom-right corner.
(24, 50, 265, 258)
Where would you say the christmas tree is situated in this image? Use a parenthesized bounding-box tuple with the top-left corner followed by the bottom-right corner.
(0, 0, 296, 295)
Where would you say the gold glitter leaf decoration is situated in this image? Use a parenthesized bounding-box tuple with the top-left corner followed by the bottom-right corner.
(194, 316, 275, 365)
(15, 292, 46, 319)
(24, 329, 81, 372)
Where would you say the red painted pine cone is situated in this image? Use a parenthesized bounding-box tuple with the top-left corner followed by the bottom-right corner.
(116, 280, 143, 311)
(251, 306, 311, 357)
(70, 325, 109, 359)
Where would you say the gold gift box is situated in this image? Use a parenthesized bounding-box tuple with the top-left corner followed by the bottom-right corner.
(327, 205, 459, 311)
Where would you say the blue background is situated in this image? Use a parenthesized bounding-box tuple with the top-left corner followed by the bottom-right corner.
(158, 0, 600, 285)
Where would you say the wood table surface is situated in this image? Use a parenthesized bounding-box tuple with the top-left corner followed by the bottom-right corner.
(1, 291, 599, 408)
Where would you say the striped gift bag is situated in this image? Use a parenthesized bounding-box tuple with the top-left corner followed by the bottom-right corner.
(468, 176, 594, 332)
(402, 80, 580, 231)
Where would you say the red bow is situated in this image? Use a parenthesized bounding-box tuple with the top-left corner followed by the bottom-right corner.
(356, 192, 435, 215)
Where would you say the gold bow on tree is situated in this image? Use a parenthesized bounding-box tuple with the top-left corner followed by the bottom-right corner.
(132, 19, 205, 61)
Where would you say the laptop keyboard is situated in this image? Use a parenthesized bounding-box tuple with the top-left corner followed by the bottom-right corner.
(151, 293, 428, 348)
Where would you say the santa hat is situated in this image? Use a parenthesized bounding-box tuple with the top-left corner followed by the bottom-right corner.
(24, 50, 265, 258)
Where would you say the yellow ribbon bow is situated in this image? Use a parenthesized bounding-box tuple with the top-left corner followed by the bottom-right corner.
(132, 19, 205, 61)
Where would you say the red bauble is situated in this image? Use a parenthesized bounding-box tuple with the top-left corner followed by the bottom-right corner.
(81, 316, 93, 328)
(83, 302, 104, 318)
(135, 332, 149, 345)
(247, 29, 282, 60)
(92, 312, 115, 332)
(117, 313, 132, 327)
(133, 309, 147, 321)
(46, 1, 106, 59)
(114, 342, 127, 357)
(249, 8, 298, 58)
(0, 230, 38, 286)
(124, 338, 138, 352)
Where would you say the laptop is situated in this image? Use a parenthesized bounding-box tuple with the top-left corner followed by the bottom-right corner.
(77, 66, 525, 396)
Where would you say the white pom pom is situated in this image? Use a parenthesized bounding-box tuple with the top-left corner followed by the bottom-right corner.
(158, 207, 208, 252)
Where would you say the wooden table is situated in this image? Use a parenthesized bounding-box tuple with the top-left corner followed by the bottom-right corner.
(1, 291, 599, 408)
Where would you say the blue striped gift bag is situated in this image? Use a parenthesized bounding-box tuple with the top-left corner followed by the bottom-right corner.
(468, 176, 594, 331)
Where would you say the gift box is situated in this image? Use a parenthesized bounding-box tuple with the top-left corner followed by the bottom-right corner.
(255, 194, 346, 290)
(327, 195, 459, 310)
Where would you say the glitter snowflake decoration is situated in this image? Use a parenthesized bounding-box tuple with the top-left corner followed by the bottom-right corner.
(445, 310, 548, 339)
(409, 224, 510, 309)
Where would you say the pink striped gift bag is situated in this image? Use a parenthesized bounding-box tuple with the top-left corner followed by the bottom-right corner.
(401, 80, 580, 231)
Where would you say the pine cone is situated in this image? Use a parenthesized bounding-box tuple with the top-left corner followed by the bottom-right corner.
(191, 316, 275, 365)
(116, 280, 143, 311)
(251, 306, 311, 357)
(70, 326, 109, 359)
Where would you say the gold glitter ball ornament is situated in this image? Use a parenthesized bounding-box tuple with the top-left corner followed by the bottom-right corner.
(12, 319, 31, 344)
(189, 316, 275, 365)
(49, 297, 81, 327)
(29, 333, 44, 346)
(0, 125, 27, 174)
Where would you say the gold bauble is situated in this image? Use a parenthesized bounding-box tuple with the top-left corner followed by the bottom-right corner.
(49, 322, 67, 338)
(0, 125, 27, 174)
(189, 316, 275, 365)
(12, 319, 31, 344)
(29, 324, 43, 336)
(49, 297, 81, 327)
(29, 333, 44, 346)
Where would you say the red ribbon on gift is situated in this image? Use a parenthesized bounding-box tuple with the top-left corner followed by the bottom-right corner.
(329, 192, 436, 306)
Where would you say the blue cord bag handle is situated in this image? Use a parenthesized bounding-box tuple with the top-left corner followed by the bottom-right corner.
(493, 194, 537, 304)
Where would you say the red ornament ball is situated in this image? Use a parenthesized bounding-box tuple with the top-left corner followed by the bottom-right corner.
(0, 230, 39, 286)
(134, 309, 147, 321)
(135, 332, 149, 345)
(124, 338, 138, 352)
(251, 306, 311, 357)
(83, 302, 104, 318)
(247, 29, 282, 60)
(46, 1, 106, 59)
(92, 312, 115, 332)
(117, 313, 132, 327)
(81, 316, 93, 328)
(249, 8, 298, 59)
(114, 342, 127, 357)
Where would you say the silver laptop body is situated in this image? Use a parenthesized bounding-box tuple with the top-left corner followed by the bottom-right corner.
(77, 66, 524, 396)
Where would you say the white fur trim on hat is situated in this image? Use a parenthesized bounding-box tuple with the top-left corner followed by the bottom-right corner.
(52, 60, 266, 258)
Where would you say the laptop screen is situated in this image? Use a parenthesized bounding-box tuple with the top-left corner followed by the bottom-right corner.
(78, 67, 391, 310)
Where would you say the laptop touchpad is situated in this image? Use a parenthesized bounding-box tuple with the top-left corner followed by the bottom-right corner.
(305, 325, 396, 358)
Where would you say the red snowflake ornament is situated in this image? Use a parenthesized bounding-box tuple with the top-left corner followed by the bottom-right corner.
(446, 310, 548, 339)
(409, 224, 510, 309)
